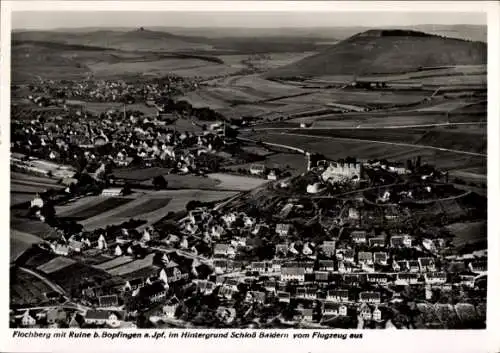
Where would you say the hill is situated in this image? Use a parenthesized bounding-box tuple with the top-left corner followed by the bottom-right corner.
(265, 29, 487, 78)
(12, 29, 213, 52)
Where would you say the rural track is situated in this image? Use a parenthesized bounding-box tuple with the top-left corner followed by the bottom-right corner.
(264, 131, 486, 158)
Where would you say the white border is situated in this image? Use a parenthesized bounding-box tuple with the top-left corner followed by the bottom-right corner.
(1, 2, 499, 353)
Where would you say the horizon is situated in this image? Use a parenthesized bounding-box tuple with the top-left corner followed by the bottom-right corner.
(12, 11, 486, 30)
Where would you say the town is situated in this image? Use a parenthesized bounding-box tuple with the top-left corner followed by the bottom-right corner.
(10, 22, 487, 331)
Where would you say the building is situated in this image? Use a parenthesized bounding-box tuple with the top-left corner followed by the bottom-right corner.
(358, 251, 373, 266)
(367, 273, 388, 285)
(21, 310, 36, 327)
(246, 291, 266, 304)
(321, 161, 362, 183)
(321, 241, 336, 257)
(395, 273, 420, 286)
(418, 257, 436, 272)
(139, 281, 167, 303)
(101, 188, 125, 197)
(275, 223, 292, 237)
(213, 243, 236, 258)
(374, 252, 389, 266)
(98, 295, 119, 308)
(323, 302, 347, 317)
(318, 260, 335, 271)
(277, 291, 291, 303)
(249, 164, 265, 175)
(327, 289, 349, 303)
(469, 260, 487, 275)
(351, 230, 367, 244)
(424, 272, 447, 285)
(369, 237, 385, 248)
(359, 303, 372, 321)
(280, 267, 305, 282)
(84, 310, 118, 326)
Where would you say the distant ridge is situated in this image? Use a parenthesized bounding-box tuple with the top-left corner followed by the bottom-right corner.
(265, 29, 487, 78)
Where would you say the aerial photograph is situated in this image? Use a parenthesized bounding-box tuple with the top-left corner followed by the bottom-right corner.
(9, 10, 487, 330)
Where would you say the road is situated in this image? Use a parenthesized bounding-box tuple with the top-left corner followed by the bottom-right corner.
(263, 131, 486, 157)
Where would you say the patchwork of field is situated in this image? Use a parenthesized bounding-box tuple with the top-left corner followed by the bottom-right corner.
(80, 190, 238, 231)
(276, 90, 427, 108)
(248, 131, 486, 172)
(37, 256, 76, 274)
(184, 74, 307, 110)
(112, 198, 172, 218)
(315, 65, 486, 84)
(11, 172, 66, 206)
(267, 128, 487, 155)
(416, 101, 481, 112)
(62, 197, 134, 220)
(10, 229, 43, 262)
(218, 52, 317, 70)
(10, 267, 54, 306)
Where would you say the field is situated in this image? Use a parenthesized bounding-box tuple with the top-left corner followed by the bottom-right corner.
(10, 230, 43, 262)
(79, 190, 238, 231)
(446, 221, 486, 247)
(141, 174, 220, 189)
(113, 198, 172, 218)
(112, 167, 173, 181)
(10, 267, 54, 307)
(36, 256, 77, 274)
(10, 172, 66, 207)
(207, 173, 270, 191)
(276, 90, 428, 109)
(106, 254, 156, 276)
(93, 255, 135, 271)
(47, 263, 111, 293)
(247, 131, 486, 173)
(10, 216, 56, 239)
(261, 127, 487, 155)
(61, 197, 134, 220)
(222, 152, 307, 175)
(183, 74, 307, 110)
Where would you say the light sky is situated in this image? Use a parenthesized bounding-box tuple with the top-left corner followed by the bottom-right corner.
(12, 11, 486, 30)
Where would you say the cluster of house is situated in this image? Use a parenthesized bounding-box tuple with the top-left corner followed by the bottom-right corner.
(10, 306, 137, 329)
(26, 76, 199, 104)
(11, 108, 229, 182)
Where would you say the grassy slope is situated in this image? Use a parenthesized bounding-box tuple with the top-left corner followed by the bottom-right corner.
(265, 29, 487, 78)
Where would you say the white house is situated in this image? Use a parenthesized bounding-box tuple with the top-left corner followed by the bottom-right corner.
(114, 245, 123, 257)
(97, 234, 107, 250)
(101, 188, 125, 197)
(21, 310, 36, 327)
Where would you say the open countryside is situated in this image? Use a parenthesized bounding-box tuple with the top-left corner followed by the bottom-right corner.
(10, 14, 487, 332)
